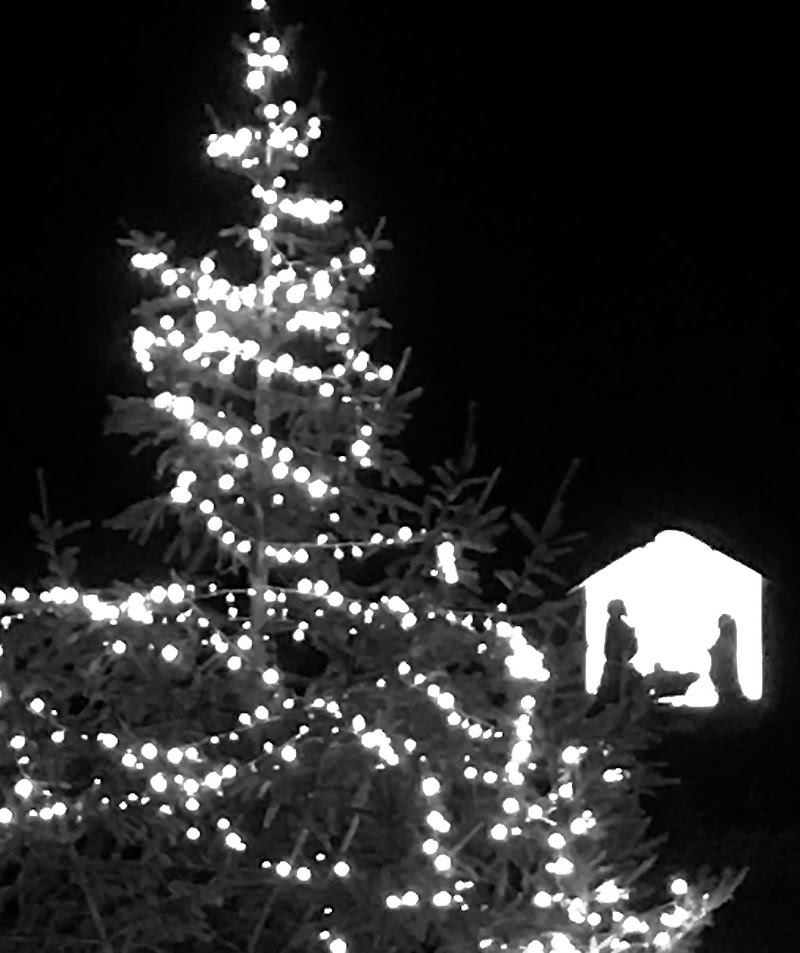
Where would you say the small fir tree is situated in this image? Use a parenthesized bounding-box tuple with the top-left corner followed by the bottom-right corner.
(0, 3, 744, 951)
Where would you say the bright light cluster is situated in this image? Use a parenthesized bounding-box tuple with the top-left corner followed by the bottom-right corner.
(0, 584, 545, 845)
(3, 571, 570, 903)
(130, 254, 392, 386)
(1, 579, 602, 951)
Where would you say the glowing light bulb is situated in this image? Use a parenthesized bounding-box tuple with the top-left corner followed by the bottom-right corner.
(596, 881, 621, 904)
(562, 745, 581, 764)
(172, 396, 194, 420)
(14, 779, 33, 799)
(422, 777, 440, 796)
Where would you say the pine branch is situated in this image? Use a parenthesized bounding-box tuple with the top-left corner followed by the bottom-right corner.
(71, 852, 114, 953)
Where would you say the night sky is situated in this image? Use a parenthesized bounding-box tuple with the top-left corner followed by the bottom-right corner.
(4, 3, 796, 702)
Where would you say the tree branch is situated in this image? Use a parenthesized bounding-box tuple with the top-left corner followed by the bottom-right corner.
(72, 857, 114, 953)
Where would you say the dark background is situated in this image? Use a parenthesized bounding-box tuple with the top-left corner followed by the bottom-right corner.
(3, 3, 796, 948)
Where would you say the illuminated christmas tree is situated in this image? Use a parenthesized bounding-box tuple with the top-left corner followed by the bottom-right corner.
(0, 3, 744, 951)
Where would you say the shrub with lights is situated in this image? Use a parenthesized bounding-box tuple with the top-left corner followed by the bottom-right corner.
(0, 3, 745, 951)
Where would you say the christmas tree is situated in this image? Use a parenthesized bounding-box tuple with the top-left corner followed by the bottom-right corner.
(0, 2, 744, 950)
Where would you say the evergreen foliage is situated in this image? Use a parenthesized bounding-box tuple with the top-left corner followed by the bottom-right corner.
(0, 3, 744, 950)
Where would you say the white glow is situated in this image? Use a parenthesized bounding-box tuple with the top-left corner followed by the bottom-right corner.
(578, 530, 762, 706)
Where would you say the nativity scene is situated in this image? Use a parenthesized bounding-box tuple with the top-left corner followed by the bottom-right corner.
(572, 528, 762, 709)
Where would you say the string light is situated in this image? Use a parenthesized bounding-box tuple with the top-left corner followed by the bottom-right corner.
(0, 3, 725, 951)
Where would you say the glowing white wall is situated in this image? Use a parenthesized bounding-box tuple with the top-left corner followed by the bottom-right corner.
(581, 530, 762, 707)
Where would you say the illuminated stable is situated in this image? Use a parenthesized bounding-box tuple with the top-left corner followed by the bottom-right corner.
(573, 529, 763, 708)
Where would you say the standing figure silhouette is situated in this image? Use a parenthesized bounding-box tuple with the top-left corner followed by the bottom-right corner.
(594, 599, 639, 709)
(709, 613, 745, 706)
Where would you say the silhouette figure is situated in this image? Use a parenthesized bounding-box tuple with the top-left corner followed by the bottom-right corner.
(709, 613, 745, 706)
(643, 662, 699, 701)
(594, 599, 640, 708)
